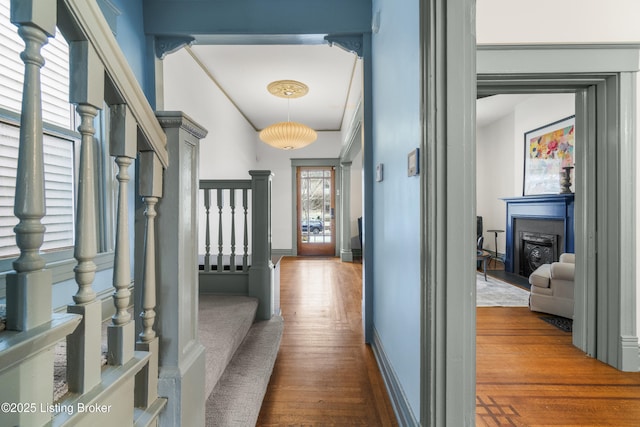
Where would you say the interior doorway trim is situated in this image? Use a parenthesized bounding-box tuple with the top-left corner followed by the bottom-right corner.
(477, 44, 640, 372)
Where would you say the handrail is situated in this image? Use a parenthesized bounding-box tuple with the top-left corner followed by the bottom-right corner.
(200, 179, 252, 190)
(57, 0, 168, 167)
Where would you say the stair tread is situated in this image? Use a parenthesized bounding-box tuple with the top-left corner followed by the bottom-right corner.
(205, 315, 284, 427)
(199, 295, 259, 397)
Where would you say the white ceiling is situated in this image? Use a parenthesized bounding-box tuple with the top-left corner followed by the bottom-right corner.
(189, 44, 359, 132)
(188, 44, 530, 135)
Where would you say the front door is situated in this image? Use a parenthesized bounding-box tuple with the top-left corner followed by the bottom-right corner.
(297, 166, 335, 256)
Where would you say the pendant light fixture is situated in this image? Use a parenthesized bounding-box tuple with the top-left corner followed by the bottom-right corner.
(259, 80, 317, 150)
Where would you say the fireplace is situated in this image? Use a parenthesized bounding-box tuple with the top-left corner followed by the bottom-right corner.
(502, 194, 574, 277)
(519, 231, 558, 277)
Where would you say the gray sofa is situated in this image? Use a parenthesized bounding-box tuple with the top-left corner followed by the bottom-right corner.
(528, 253, 575, 319)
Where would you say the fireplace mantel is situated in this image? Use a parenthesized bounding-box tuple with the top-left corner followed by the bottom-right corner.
(502, 194, 575, 274)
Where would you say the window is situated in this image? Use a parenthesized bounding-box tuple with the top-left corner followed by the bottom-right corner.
(0, 122, 75, 259)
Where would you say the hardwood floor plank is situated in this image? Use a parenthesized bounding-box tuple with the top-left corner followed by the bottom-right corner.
(259, 259, 640, 425)
(477, 306, 640, 426)
(257, 257, 398, 426)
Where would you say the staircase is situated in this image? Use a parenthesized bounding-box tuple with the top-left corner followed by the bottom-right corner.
(199, 295, 283, 426)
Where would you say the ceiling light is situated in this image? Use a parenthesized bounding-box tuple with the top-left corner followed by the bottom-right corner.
(259, 80, 317, 150)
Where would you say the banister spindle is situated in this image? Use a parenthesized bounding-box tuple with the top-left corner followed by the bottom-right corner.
(217, 188, 223, 271)
(230, 189, 236, 271)
(66, 40, 104, 393)
(138, 150, 162, 344)
(111, 156, 133, 322)
(72, 105, 99, 302)
(6, 15, 55, 333)
(11, 26, 48, 276)
(243, 188, 248, 271)
(135, 151, 163, 407)
(4, 5, 57, 424)
(140, 194, 159, 342)
(204, 189, 211, 272)
(107, 105, 136, 365)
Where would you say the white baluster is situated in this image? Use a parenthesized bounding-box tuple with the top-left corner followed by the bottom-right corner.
(66, 40, 104, 393)
(11, 28, 47, 274)
(135, 151, 162, 407)
(6, 17, 55, 332)
(243, 189, 249, 271)
(111, 157, 133, 323)
(230, 189, 236, 271)
(3, 5, 56, 425)
(217, 189, 223, 271)
(140, 195, 158, 342)
(107, 104, 136, 365)
(204, 189, 211, 272)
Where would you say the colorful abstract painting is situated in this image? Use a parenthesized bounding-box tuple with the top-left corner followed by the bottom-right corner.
(523, 116, 575, 195)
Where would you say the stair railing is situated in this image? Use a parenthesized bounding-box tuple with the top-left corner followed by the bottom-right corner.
(199, 171, 275, 319)
(0, 0, 168, 425)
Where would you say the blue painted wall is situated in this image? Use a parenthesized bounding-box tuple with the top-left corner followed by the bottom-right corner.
(371, 0, 421, 418)
(102, 0, 149, 98)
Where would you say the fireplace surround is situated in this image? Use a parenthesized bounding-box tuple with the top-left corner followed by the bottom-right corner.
(502, 194, 574, 276)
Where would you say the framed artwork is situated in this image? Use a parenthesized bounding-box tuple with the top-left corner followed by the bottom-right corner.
(523, 116, 575, 196)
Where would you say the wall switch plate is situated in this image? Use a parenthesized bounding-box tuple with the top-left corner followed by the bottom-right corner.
(408, 148, 419, 176)
(376, 163, 384, 182)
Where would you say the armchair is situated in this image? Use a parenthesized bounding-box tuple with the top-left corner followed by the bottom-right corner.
(528, 253, 575, 319)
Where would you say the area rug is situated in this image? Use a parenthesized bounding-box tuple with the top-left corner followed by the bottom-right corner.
(476, 273, 530, 307)
(540, 315, 573, 332)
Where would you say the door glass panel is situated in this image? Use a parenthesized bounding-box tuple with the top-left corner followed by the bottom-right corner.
(298, 166, 335, 255)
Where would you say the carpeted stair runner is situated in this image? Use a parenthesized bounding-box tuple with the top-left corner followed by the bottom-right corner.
(205, 315, 283, 426)
(198, 295, 283, 426)
(199, 295, 260, 396)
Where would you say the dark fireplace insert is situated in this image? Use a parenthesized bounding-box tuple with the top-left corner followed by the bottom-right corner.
(519, 231, 558, 277)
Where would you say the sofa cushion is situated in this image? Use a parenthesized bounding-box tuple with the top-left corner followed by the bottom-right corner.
(529, 264, 551, 288)
(559, 253, 575, 264)
(551, 262, 574, 281)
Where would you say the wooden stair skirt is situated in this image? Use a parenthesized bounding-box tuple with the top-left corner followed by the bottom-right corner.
(199, 295, 283, 426)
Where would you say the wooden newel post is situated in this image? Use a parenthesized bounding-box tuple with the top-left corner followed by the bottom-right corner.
(154, 111, 207, 426)
(248, 170, 274, 320)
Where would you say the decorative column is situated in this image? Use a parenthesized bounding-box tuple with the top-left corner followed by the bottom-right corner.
(66, 40, 104, 394)
(154, 111, 207, 427)
(340, 161, 353, 262)
(248, 170, 274, 320)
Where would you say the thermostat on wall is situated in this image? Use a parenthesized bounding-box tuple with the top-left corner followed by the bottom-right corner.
(408, 148, 419, 176)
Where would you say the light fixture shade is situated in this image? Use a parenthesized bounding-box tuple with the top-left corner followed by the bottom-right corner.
(259, 121, 318, 150)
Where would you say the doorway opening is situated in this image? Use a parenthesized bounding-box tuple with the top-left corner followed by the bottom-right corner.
(476, 92, 576, 307)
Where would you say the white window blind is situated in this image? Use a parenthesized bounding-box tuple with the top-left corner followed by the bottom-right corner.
(0, 2, 75, 261)
(0, 0, 72, 129)
(0, 122, 75, 259)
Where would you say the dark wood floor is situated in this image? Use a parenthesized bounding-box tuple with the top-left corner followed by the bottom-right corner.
(257, 256, 640, 426)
